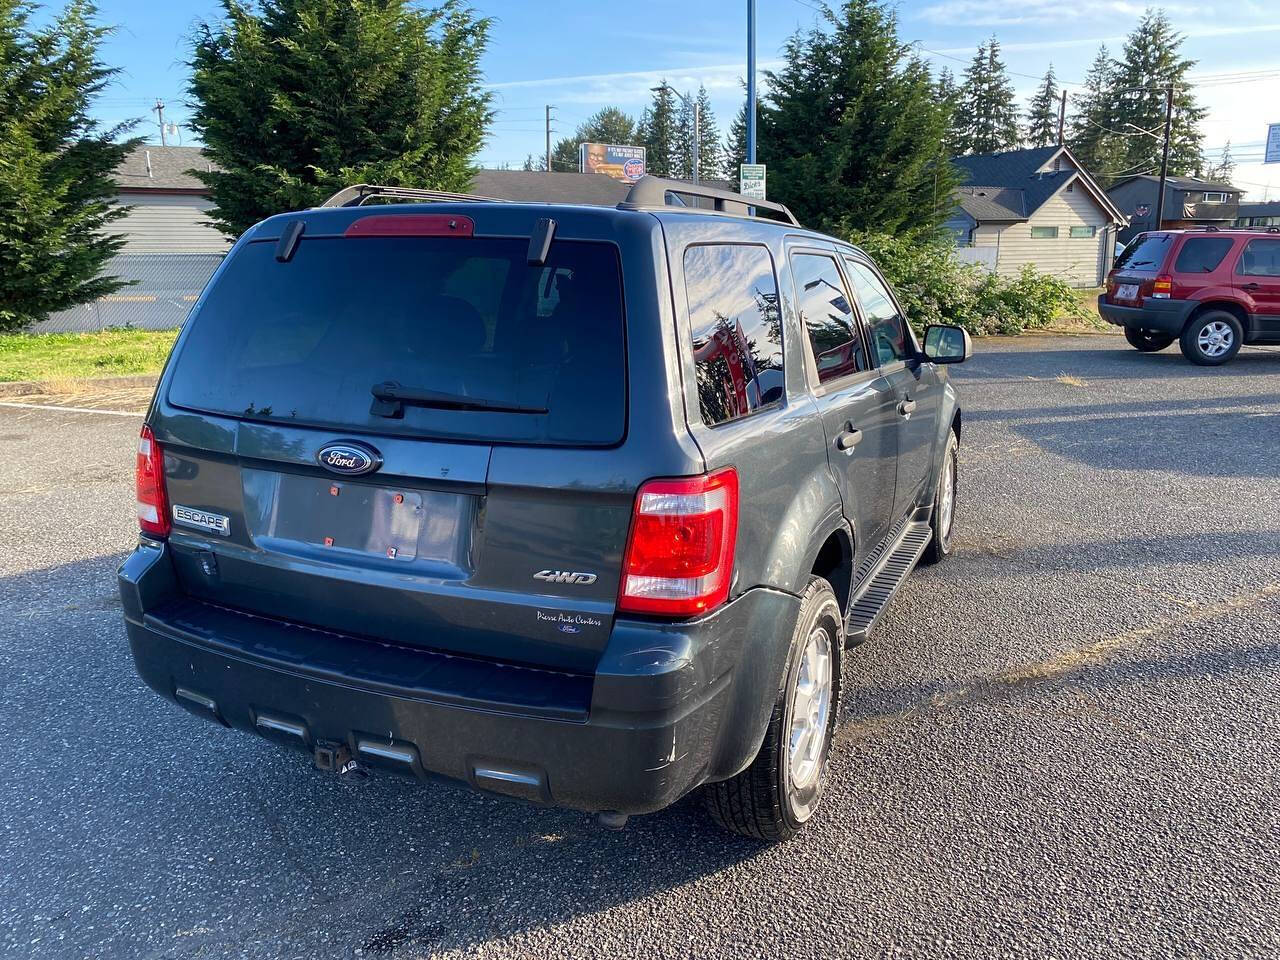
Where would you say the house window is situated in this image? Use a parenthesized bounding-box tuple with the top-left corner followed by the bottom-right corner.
(1031, 226, 1058, 239)
(1065, 183, 1074, 192)
(1069, 226, 1096, 238)
(1203, 192, 1228, 203)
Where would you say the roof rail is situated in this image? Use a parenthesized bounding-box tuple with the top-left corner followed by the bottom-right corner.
(319, 183, 507, 208)
(618, 176, 800, 227)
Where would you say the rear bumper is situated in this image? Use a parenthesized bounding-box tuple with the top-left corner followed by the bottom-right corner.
(1097, 295, 1196, 334)
(119, 540, 798, 816)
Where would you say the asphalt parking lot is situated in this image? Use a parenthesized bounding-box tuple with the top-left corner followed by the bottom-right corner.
(2, 333, 1278, 959)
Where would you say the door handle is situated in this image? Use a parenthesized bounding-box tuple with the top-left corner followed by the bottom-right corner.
(1241, 282, 1261, 291)
(835, 427, 863, 453)
(897, 398, 917, 417)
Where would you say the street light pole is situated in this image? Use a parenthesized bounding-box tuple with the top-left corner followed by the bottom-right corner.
(747, 0, 757, 166)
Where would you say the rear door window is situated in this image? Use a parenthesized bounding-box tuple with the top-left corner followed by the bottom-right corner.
(1114, 233, 1172, 271)
(168, 234, 626, 446)
(1173, 237, 1234, 274)
(1238, 238, 1280, 277)
(683, 244, 783, 426)
(792, 253, 867, 384)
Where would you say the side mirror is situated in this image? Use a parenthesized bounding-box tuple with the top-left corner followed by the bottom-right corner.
(922, 324, 972, 364)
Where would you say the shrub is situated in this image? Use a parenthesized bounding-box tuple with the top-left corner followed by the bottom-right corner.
(845, 230, 1093, 336)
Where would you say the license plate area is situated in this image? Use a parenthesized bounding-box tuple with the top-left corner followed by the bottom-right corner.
(276, 480, 423, 559)
(1116, 283, 1139, 301)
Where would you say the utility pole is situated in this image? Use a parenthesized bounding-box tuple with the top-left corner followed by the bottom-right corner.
(154, 99, 166, 146)
(545, 104, 554, 173)
(746, 0, 757, 165)
(1056, 89, 1067, 146)
(1154, 83, 1174, 230)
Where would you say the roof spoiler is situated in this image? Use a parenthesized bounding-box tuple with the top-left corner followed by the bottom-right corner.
(618, 176, 800, 226)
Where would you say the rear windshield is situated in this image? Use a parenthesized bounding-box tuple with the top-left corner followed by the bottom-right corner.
(1114, 233, 1172, 271)
(168, 234, 626, 446)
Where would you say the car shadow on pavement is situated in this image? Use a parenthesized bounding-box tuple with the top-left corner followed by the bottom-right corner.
(1007, 410, 1280, 478)
(955, 344, 1280, 382)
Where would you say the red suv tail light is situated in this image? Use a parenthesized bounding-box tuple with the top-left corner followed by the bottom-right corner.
(1152, 274, 1173, 299)
(136, 424, 171, 537)
(618, 468, 739, 617)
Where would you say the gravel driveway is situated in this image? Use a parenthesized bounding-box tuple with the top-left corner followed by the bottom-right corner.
(2, 334, 1277, 959)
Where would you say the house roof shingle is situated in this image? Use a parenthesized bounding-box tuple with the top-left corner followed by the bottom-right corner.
(1113, 173, 1241, 193)
(1237, 200, 1280, 218)
(113, 145, 218, 191)
(950, 145, 1123, 225)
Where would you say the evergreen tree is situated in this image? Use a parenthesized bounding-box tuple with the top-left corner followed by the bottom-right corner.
(1203, 141, 1234, 183)
(954, 37, 1021, 154)
(934, 66, 961, 157)
(1067, 44, 1127, 182)
(759, 0, 958, 235)
(637, 82, 679, 177)
(673, 85, 721, 181)
(522, 153, 544, 171)
(1025, 65, 1059, 148)
(1110, 10, 1204, 179)
(188, 0, 492, 238)
(0, 0, 140, 329)
(549, 105, 637, 171)
(724, 98, 748, 182)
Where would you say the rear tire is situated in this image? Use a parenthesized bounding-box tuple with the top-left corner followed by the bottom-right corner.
(1180, 311, 1242, 366)
(1124, 327, 1175, 352)
(921, 429, 959, 565)
(703, 576, 842, 841)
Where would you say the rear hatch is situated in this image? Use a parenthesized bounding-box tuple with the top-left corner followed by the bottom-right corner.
(1108, 232, 1174, 305)
(150, 210, 647, 673)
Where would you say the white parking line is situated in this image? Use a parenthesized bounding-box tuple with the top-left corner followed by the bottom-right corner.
(0, 400, 141, 418)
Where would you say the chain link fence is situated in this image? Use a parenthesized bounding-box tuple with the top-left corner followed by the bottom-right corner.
(34, 254, 224, 333)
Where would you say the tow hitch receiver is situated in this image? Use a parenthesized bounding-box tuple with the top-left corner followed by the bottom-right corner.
(313, 740, 350, 772)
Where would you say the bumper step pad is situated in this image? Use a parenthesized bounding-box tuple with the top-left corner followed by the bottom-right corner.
(845, 521, 933, 645)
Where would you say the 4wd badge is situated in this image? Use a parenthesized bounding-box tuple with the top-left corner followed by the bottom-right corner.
(534, 570, 598, 586)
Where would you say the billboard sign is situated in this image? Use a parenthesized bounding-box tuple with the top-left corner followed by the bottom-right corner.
(740, 163, 766, 201)
(1265, 123, 1280, 164)
(579, 143, 647, 182)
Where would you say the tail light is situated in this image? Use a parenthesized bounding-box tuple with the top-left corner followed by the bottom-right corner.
(1151, 275, 1172, 299)
(136, 424, 171, 537)
(618, 468, 739, 617)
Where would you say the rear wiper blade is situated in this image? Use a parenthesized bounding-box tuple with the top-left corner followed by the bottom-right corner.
(370, 381, 547, 418)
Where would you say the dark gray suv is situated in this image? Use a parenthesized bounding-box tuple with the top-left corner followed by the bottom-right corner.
(120, 177, 970, 840)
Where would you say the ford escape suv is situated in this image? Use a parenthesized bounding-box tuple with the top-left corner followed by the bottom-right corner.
(120, 177, 970, 840)
(1099, 227, 1280, 365)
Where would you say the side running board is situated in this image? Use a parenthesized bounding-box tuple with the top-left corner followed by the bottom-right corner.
(845, 521, 933, 646)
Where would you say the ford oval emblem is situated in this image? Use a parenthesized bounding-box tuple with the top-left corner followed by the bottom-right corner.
(316, 440, 382, 476)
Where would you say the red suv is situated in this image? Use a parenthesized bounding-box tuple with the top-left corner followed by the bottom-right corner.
(1099, 228, 1280, 365)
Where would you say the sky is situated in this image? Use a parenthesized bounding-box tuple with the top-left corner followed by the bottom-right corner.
(58, 0, 1280, 199)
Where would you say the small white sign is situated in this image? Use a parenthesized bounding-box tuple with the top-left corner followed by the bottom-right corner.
(1265, 123, 1280, 164)
(740, 163, 766, 200)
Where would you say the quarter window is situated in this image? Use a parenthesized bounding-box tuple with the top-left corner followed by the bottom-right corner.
(684, 244, 784, 426)
(1031, 226, 1059, 239)
(1173, 237, 1234, 274)
(791, 253, 866, 384)
(845, 259, 913, 366)
(1238, 238, 1280, 277)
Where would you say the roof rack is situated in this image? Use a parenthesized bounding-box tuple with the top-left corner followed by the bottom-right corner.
(319, 183, 507, 208)
(618, 176, 800, 227)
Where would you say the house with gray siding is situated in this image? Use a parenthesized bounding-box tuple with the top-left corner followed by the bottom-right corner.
(1106, 174, 1242, 244)
(945, 145, 1127, 288)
